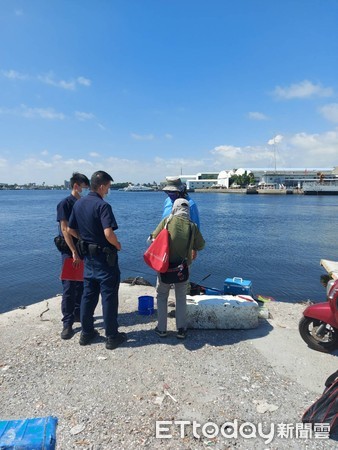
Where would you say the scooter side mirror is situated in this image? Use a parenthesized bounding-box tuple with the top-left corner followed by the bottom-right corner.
(326, 279, 335, 297)
(327, 279, 338, 300)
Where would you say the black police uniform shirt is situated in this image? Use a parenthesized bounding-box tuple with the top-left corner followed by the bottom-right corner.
(68, 191, 118, 248)
(56, 194, 77, 234)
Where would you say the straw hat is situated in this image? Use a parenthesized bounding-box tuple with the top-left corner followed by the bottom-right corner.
(162, 176, 185, 192)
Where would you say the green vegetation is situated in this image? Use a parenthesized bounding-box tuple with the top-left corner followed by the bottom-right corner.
(230, 171, 255, 187)
(0, 183, 66, 190)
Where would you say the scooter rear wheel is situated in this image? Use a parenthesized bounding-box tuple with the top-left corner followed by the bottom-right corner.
(299, 317, 338, 353)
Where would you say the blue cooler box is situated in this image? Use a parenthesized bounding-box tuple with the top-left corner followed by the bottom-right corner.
(224, 277, 253, 296)
(0, 416, 58, 449)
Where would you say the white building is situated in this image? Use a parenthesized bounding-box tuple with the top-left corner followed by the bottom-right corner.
(166, 172, 219, 190)
(255, 168, 338, 188)
(165, 167, 338, 190)
(217, 168, 252, 188)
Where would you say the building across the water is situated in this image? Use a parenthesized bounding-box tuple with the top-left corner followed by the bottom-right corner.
(254, 168, 338, 189)
(164, 167, 338, 190)
(173, 172, 219, 190)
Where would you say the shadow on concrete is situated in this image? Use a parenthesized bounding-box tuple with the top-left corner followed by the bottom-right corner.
(117, 313, 274, 350)
(71, 311, 274, 350)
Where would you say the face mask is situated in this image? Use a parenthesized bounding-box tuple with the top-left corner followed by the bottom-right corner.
(167, 192, 179, 202)
(80, 188, 89, 197)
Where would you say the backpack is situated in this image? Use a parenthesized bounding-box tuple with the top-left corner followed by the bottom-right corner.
(302, 370, 338, 437)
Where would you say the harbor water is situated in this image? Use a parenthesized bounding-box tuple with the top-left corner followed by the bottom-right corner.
(1, 189, 338, 313)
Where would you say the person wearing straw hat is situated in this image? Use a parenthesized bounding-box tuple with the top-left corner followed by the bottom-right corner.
(151, 198, 205, 339)
(162, 176, 200, 229)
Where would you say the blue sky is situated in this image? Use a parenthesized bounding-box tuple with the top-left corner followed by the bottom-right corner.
(1, 0, 338, 184)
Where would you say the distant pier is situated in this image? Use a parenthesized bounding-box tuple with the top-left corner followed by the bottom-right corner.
(195, 188, 303, 195)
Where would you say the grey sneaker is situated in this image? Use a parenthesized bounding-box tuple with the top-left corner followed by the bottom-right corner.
(79, 329, 99, 346)
(176, 328, 187, 339)
(154, 327, 167, 338)
(61, 326, 74, 340)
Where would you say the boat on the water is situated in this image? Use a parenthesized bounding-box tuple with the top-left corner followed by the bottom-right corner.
(120, 184, 154, 192)
(302, 180, 338, 195)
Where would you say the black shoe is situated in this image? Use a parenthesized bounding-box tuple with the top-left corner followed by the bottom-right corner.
(106, 332, 127, 350)
(79, 329, 99, 346)
(154, 327, 167, 338)
(168, 309, 176, 318)
(61, 326, 74, 340)
(177, 328, 187, 339)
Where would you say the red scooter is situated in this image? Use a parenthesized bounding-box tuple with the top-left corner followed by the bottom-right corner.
(299, 278, 338, 353)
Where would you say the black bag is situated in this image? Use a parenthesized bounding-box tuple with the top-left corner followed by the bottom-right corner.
(103, 247, 117, 267)
(302, 370, 338, 437)
(54, 236, 71, 255)
(76, 239, 88, 259)
(160, 263, 189, 284)
(160, 222, 192, 284)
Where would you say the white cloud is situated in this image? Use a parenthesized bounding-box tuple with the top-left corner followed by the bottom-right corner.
(17, 158, 53, 170)
(15, 9, 23, 16)
(0, 107, 11, 115)
(212, 145, 242, 159)
(38, 73, 91, 90)
(38, 73, 76, 90)
(273, 80, 333, 99)
(2, 69, 92, 90)
(41, 150, 49, 156)
(77, 76, 91, 87)
(75, 111, 95, 121)
(5, 156, 95, 184)
(319, 103, 338, 123)
(20, 105, 65, 120)
(268, 134, 283, 145)
(2, 70, 28, 80)
(153, 156, 208, 171)
(62, 158, 93, 167)
(131, 133, 155, 141)
(1, 69, 92, 91)
(164, 133, 173, 139)
(0, 105, 65, 120)
(101, 155, 209, 183)
(2, 128, 338, 185)
(0, 158, 8, 168)
(288, 131, 338, 158)
(248, 111, 269, 120)
(211, 144, 275, 168)
(98, 123, 106, 131)
(0, 69, 92, 95)
(211, 130, 338, 170)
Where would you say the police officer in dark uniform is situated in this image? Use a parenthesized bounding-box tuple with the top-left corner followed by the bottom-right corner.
(68, 170, 127, 350)
(56, 172, 90, 340)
